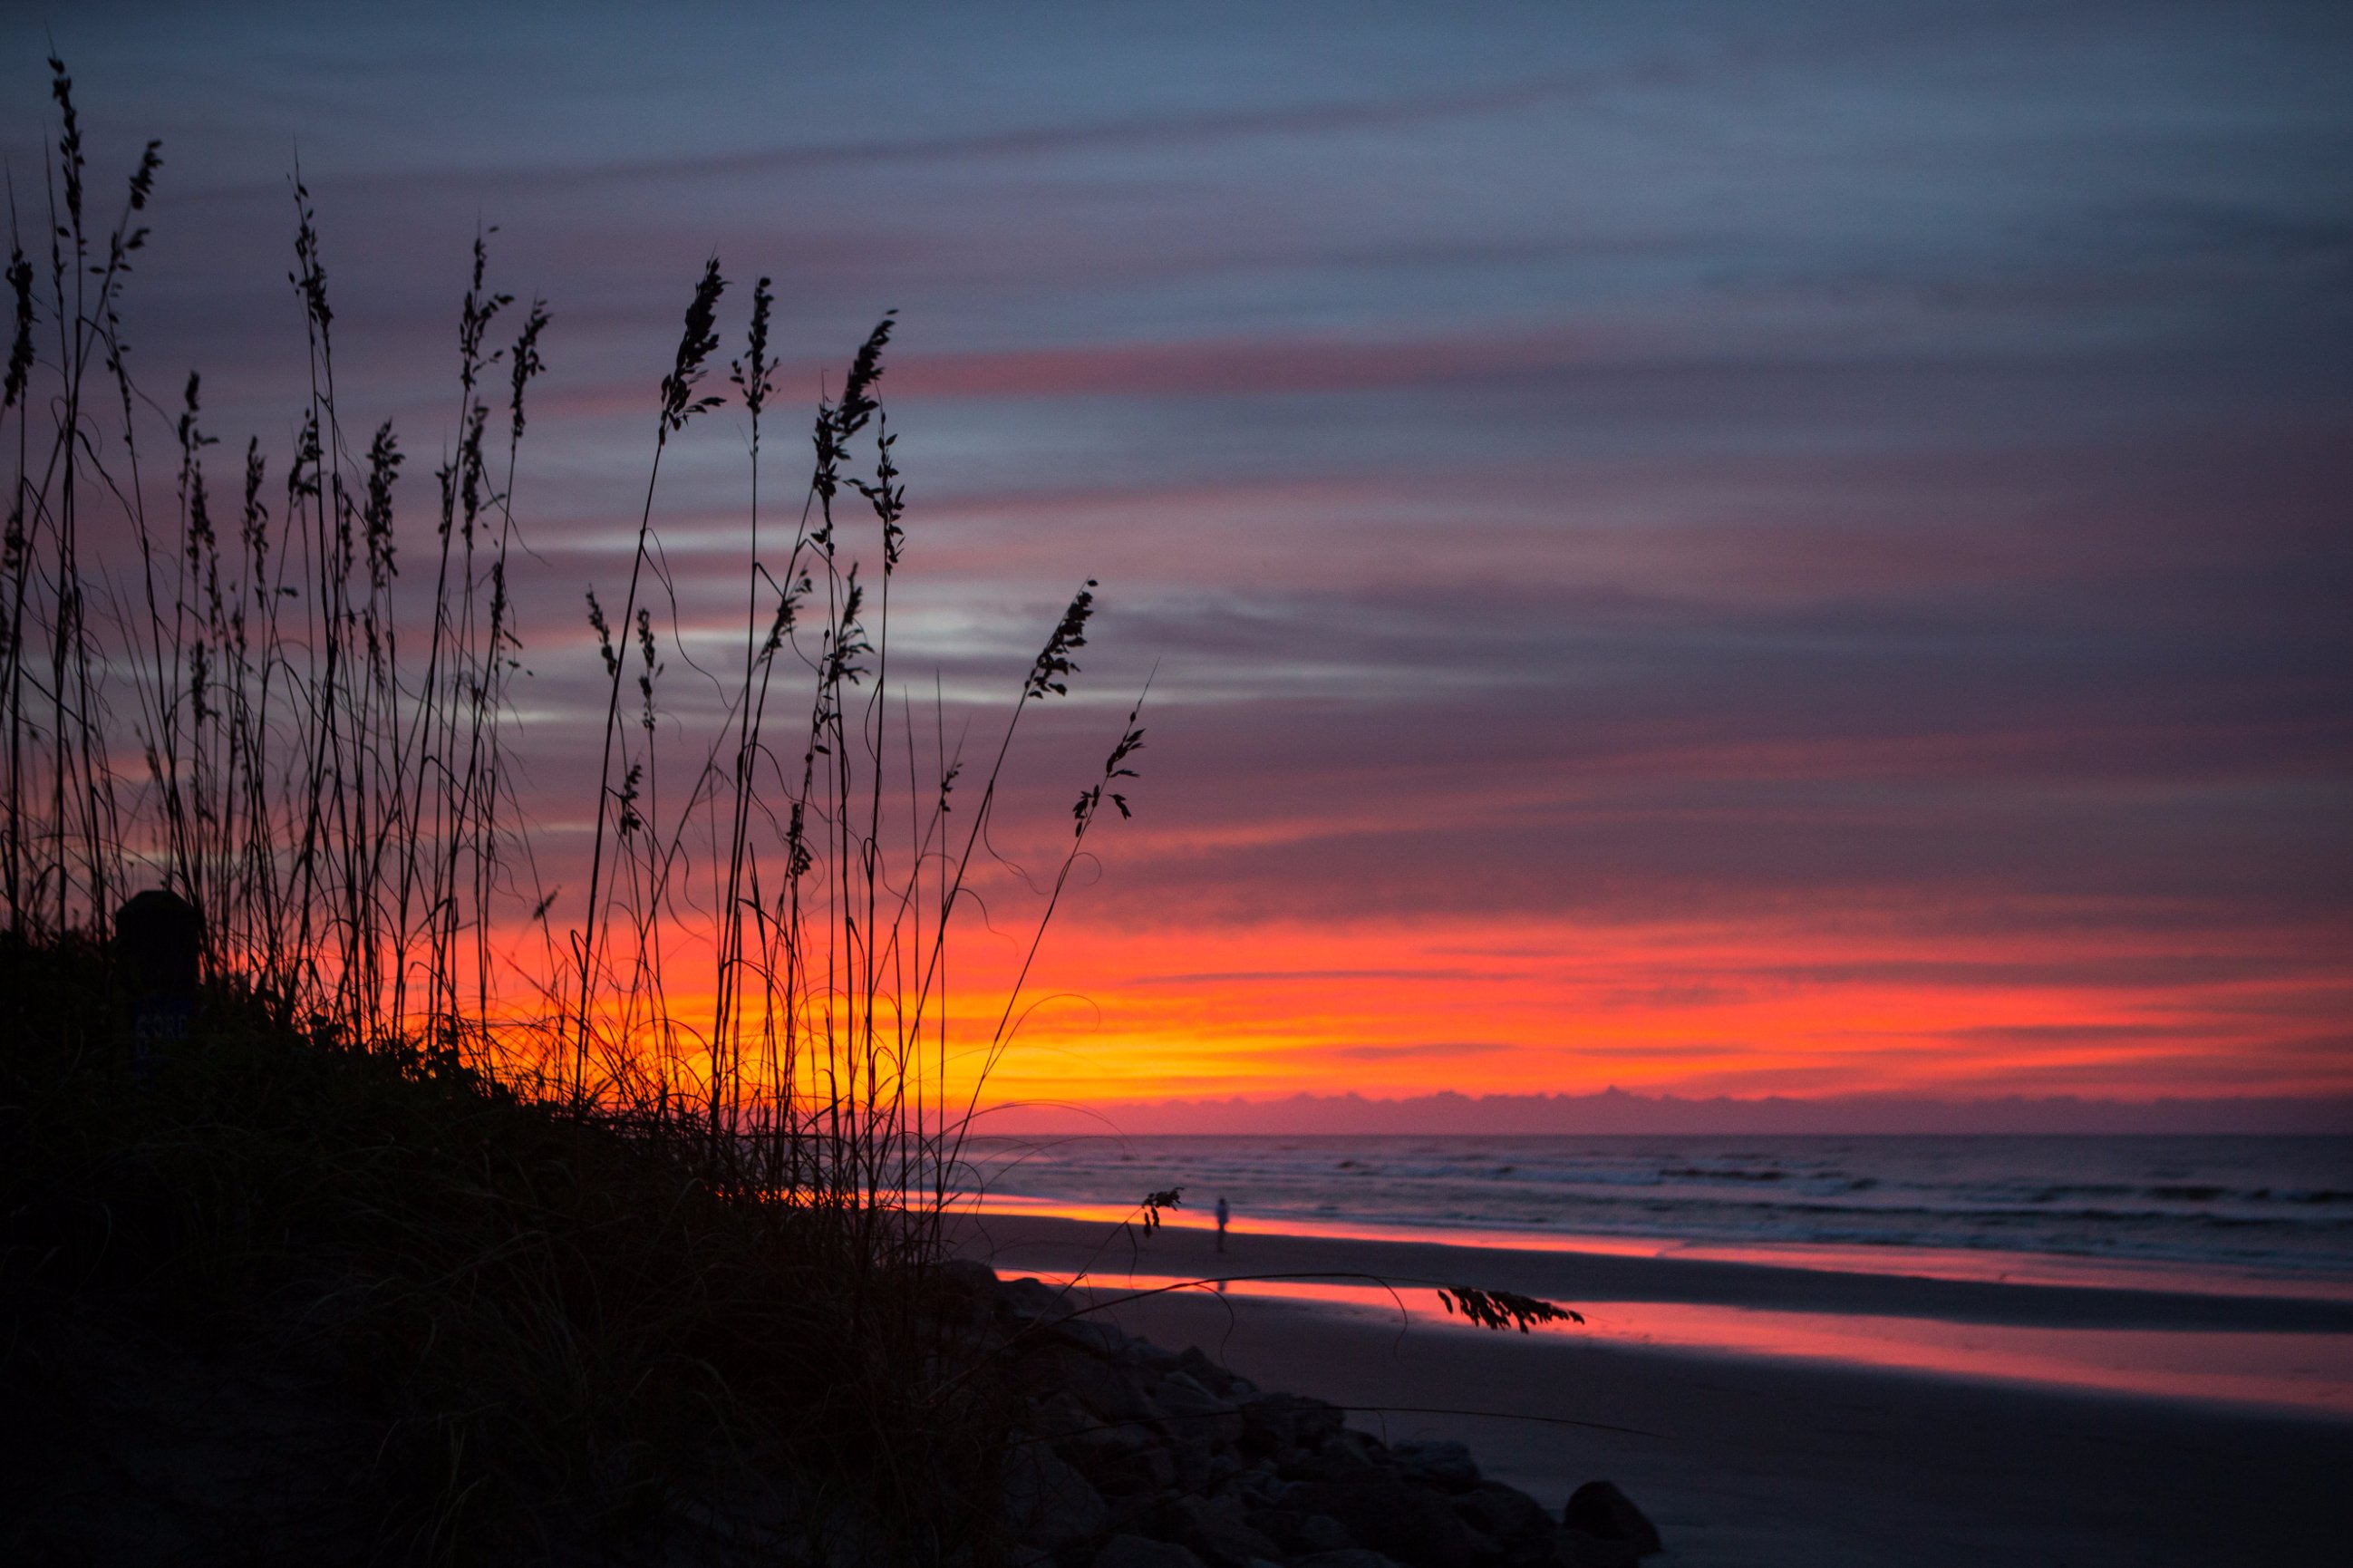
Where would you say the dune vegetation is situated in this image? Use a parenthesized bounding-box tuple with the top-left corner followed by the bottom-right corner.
(0, 57, 1144, 1563)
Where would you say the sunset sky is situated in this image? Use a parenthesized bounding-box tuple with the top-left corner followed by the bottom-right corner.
(10, 2, 2348, 1117)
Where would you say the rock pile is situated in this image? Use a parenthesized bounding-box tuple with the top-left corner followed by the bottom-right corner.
(946, 1263, 1661, 1568)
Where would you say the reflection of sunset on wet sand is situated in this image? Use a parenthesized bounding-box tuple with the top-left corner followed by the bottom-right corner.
(1026, 1270, 2353, 1418)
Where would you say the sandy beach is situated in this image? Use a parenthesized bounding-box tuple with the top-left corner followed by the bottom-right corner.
(954, 1211, 2353, 1567)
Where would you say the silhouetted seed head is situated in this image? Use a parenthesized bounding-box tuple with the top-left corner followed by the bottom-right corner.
(1436, 1284, 1584, 1333)
(48, 57, 82, 235)
(822, 571, 873, 691)
(658, 256, 727, 436)
(363, 421, 402, 583)
(489, 557, 513, 652)
(1025, 580, 1097, 701)
(1077, 704, 1147, 831)
(286, 409, 322, 505)
(762, 579, 800, 655)
(586, 589, 619, 678)
(508, 298, 550, 445)
(849, 411, 905, 572)
(4, 246, 34, 411)
(177, 373, 218, 567)
(127, 140, 162, 213)
(835, 311, 896, 439)
(617, 760, 644, 837)
(635, 609, 658, 731)
(786, 799, 812, 879)
(730, 276, 776, 431)
(287, 179, 332, 342)
(457, 230, 513, 394)
(240, 438, 268, 560)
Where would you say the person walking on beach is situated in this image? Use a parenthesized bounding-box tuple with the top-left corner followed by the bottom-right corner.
(1215, 1195, 1231, 1253)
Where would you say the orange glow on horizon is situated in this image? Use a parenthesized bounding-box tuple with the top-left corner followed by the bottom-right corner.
(954, 907, 2352, 1111)
(435, 892, 2348, 1119)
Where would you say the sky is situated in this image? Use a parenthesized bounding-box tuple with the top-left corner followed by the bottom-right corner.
(6, 1, 2348, 1119)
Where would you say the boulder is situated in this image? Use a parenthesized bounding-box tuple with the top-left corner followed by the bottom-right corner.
(1032, 1344, 1159, 1426)
(1095, 1535, 1207, 1568)
(999, 1275, 1070, 1323)
(1053, 1316, 1137, 1359)
(934, 1258, 1001, 1330)
(1290, 1480, 1495, 1568)
(1004, 1443, 1109, 1550)
(1554, 1528, 1639, 1568)
(936, 1257, 998, 1296)
(1283, 1428, 1389, 1483)
(1031, 1390, 1096, 1442)
(1175, 1344, 1239, 1396)
(1126, 1341, 1186, 1376)
(1157, 1493, 1283, 1568)
(1391, 1439, 1480, 1492)
(1221, 1466, 1293, 1509)
(1152, 1370, 1246, 1450)
(1560, 1482, 1661, 1558)
(1451, 1481, 1555, 1561)
(1239, 1389, 1343, 1456)
(1248, 1508, 1356, 1555)
(1061, 1419, 1179, 1496)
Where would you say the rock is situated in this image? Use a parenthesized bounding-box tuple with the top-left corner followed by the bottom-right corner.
(1054, 1316, 1137, 1359)
(1391, 1439, 1480, 1492)
(1157, 1493, 1283, 1568)
(934, 1258, 1001, 1330)
(1452, 1482, 1555, 1561)
(1553, 1528, 1639, 1568)
(1297, 1552, 1411, 1568)
(1127, 1341, 1186, 1375)
(1176, 1344, 1239, 1396)
(1153, 1370, 1245, 1448)
(1299, 1513, 1356, 1554)
(936, 1257, 998, 1296)
(1327, 1428, 1393, 1466)
(1000, 1275, 1071, 1323)
(1062, 1420, 1180, 1496)
(1283, 1427, 1390, 1483)
(1225, 1468, 1293, 1509)
(1031, 1390, 1096, 1441)
(1239, 1389, 1343, 1456)
(1095, 1534, 1207, 1568)
(1560, 1482, 1661, 1557)
(1004, 1443, 1109, 1550)
(1034, 1344, 1159, 1426)
(1248, 1508, 1356, 1555)
(1290, 1480, 1494, 1568)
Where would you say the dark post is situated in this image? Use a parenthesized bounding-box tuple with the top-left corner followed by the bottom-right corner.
(115, 888, 204, 1076)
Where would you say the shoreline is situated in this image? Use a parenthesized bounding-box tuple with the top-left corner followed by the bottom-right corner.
(963, 1193, 2353, 1304)
(957, 1211, 2353, 1336)
(954, 1212, 2353, 1566)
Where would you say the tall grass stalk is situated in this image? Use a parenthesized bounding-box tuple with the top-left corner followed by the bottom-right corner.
(0, 57, 1142, 1457)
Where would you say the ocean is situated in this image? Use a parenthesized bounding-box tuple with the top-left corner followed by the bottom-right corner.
(963, 1133, 2353, 1290)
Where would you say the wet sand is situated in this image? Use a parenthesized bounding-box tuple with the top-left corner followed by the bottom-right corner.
(954, 1212, 2353, 1566)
